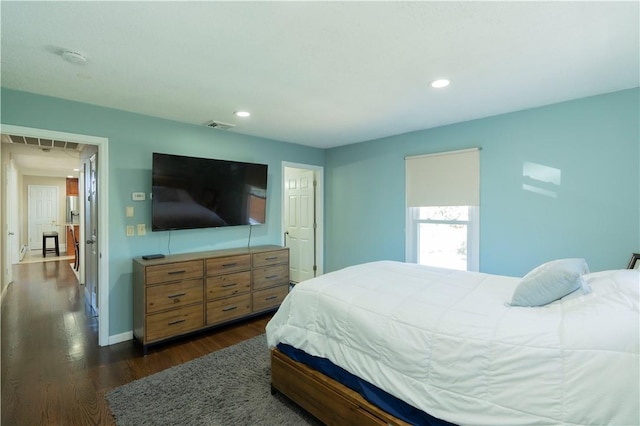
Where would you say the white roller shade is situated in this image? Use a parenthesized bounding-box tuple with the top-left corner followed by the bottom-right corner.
(406, 148, 480, 207)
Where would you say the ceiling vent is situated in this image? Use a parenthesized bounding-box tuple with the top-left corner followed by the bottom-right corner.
(6, 134, 82, 151)
(205, 120, 236, 130)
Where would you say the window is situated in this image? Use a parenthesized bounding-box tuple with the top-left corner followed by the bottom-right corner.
(405, 148, 480, 271)
(407, 206, 479, 271)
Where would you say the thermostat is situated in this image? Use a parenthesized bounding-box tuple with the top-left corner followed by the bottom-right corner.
(132, 192, 146, 201)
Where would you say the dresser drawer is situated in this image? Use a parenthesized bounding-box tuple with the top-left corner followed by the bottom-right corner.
(146, 260, 203, 285)
(206, 271, 251, 300)
(145, 304, 204, 343)
(253, 263, 289, 290)
(253, 285, 288, 312)
(146, 279, 203, 314)
(252, 249, 288, 268)
(206, 254, 251, 276)
(206, 294, 252, 325)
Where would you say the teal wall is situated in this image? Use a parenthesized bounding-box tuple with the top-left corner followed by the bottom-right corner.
(1, 88, 324, 336)
(2, 87, 639, 339)
(325, 88, 640, 277)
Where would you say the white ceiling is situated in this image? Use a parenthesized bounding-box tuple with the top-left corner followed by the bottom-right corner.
(1, 1, 638, 150)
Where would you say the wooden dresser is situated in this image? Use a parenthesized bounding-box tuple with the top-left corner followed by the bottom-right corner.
(133, 245, 289, 352)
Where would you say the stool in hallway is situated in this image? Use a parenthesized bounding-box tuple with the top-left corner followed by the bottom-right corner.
(42, 231, 60, 257)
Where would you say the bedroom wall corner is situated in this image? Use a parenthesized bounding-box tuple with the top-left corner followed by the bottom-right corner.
(324, 88, 640, 276)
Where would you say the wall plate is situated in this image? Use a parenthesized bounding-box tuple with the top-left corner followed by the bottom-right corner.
(132, 192, 146, 201)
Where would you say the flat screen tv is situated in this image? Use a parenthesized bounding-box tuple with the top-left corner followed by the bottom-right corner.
(152, 152, 268, 231)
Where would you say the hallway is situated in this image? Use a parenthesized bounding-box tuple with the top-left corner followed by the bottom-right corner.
(1, 260, 270, 425)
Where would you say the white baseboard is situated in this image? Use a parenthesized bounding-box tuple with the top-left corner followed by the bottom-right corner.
(19, 245, 28, 261)
(109, 330, 133, 345)
(82, 284, 131, 346)
(1, 282, 9, 304)
(84, 285, 91, 305)
(83, 286, 99, 315)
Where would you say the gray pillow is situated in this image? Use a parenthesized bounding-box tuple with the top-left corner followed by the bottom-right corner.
(510, 258, 590, 307)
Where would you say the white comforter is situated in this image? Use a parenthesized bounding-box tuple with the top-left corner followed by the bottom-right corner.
(266, 261, 639, 426)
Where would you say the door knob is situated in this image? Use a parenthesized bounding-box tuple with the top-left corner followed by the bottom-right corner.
(86, 239, 96, 245)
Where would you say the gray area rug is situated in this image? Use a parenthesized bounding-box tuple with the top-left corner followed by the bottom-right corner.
(106, 335, 321, 426)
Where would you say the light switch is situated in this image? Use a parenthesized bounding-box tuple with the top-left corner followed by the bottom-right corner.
(137, 224, 146, 236)
(126, 206, 134, 217)
(126, 226, 134, 237)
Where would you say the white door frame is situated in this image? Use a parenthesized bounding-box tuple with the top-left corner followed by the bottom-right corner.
(0, 124, 110, 347)
(78, 166, 86, 284)
(281, 162, 324, 277)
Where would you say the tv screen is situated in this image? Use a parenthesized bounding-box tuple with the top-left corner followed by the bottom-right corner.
(152, 153, 268, 231)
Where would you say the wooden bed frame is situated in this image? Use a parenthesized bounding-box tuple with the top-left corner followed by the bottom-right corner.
(270, 348, 411, 426)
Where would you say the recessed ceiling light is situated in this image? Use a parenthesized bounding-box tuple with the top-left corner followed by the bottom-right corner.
(430, 79, 450, 89)
(234, 111, 251, 118)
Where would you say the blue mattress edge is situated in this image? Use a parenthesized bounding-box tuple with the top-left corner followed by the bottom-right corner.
(277, 343, 456, 426)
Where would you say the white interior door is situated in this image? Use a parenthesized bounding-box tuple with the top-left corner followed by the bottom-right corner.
(284, 168, 316, 283)
(28, 185, 59, 251)
(4, 160, 19, 284)
(85, 153, 99, 314)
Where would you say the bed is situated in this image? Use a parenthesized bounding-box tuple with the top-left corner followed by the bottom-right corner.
(266, 260, 639, 426)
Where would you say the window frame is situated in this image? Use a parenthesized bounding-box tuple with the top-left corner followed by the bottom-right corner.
(405, 206, 479, 271)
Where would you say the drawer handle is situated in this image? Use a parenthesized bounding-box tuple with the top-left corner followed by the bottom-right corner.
(222, 262, 237, 268)
(168, 292, 186, 298)
(222, 305, 238, 312)
(168, 319, 186, 326)
(222, 283, 237, 288)
(167, 270, 186, 275)
(265, 295, 279, 301)
(265, 275, 278, 279)
(265, 256, 278, 261)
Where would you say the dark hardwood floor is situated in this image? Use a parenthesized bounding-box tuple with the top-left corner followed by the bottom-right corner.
(1, 260, 272, 425)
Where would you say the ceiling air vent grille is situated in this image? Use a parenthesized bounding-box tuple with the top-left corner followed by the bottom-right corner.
(7, 134, 83, 151)
(205, 120, 236, 130)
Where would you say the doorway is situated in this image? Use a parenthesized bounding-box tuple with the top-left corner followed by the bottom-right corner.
(0, 124, 110, 346)
(282, 162, 324, 283)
